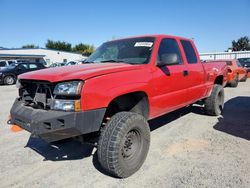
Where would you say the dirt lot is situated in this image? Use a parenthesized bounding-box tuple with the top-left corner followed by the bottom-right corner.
(0, 81, 249, 188)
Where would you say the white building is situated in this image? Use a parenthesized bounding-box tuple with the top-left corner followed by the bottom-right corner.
(0, 48, 87, 66)
(200, 50, 250, 61)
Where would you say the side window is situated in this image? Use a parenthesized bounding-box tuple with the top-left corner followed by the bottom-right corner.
(29, 64, 38, 69)
(0, 61, 6, 67)
(18, 64, 28, 70)
(158, 38, 183, 65)
(181, 40, 198, 64)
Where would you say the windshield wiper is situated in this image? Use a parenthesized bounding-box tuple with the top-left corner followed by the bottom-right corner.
(82, 61, 95, 64)
(100, 59, 128, 63)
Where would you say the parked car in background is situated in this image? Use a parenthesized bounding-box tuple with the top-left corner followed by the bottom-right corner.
(238, 57, 250, 72)
(0, 62, 46, 85)
(226, 59, 247, 87)
(0, 59, 30, 70)
(206, 59, 248, 87)
(49, 62, 66, 68)
(226, 60, 247, 87)
(0, 60, 15, 69)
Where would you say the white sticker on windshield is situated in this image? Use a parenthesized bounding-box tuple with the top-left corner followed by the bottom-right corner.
(134, 42, 153, 47)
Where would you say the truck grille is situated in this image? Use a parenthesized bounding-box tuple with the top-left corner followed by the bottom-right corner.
(19, 79, 55, 109)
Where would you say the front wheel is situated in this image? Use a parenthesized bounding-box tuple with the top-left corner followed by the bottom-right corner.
(97, 112, 150, 178)
(204, 84, 224, 116)
(230, 75, 239, 87)
(4, 75, 15, 85)
(241, 74, 247, 82)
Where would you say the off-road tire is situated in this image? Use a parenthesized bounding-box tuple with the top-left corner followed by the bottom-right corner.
(230, 75, 239, 87)
(97, 112, 150, 178)
(240, 74, 247, 82)
(4, 75, 15, 85)
(204, 84, 224, 116)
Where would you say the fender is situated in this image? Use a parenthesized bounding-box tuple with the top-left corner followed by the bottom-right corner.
(82, 81, 150, 111)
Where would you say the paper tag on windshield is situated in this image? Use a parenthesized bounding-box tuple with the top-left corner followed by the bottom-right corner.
(134, 42, 153, 47)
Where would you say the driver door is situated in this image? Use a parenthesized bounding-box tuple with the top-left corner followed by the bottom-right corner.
(152, 38, 189, 116)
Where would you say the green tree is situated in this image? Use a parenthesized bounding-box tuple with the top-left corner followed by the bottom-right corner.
(73, 43, 95, 56)
(231, 36, 250, 51)
(22, 44, 38, 49)
(45, 40, 72, 51)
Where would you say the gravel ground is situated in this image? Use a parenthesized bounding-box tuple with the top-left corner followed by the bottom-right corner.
(0, 81, 249, 188)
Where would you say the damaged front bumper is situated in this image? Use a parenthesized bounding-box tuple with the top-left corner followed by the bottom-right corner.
(10, 99, 106, 142)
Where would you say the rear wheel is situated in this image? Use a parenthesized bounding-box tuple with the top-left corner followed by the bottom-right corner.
(97, 112, 150, 178)
(230, 75, 239, 87)
(241, 74, 247, 82)
(204, 84, 224, 116)
(4, 76, 15, 85)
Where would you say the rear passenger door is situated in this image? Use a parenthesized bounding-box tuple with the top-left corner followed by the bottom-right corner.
(152, 38, 190, 115)
(180, 40, 206, 103)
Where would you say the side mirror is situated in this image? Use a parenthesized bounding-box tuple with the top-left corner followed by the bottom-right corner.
(157, 53, 179, 67)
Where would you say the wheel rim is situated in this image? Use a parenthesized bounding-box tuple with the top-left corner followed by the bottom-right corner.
(216, 90, 224, 113)
(5, 76, 14, 85)
(121, 129, 142, 166)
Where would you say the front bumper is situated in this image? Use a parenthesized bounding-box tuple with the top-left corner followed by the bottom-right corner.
(10, 99, 106, 142)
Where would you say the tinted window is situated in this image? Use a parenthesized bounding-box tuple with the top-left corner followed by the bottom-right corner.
(226, 61, 232, 66)
(0, 61, 6, 67)
(29, 64, 38, 69)
(18, 64, 28, 70)
(158, 38, 183, 65)
(181, 40, 198, 64)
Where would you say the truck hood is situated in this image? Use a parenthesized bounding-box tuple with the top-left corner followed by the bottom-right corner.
(19, 63, 141, 82)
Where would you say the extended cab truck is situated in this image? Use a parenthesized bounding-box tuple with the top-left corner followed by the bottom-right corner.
(10, 35, 227, 178)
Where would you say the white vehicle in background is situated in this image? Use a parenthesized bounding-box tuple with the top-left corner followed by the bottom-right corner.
(0, 60, 29, 70)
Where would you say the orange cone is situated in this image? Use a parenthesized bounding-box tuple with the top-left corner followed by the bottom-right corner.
(11, 124, 23, 132)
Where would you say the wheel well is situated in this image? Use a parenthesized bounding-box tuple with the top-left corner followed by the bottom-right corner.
(214, 75, 223, 85)
(105, 91, 149, 119)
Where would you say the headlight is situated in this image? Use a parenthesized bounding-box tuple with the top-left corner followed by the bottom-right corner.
(51, 99, 81, 112)
(54, 81, 83, 95)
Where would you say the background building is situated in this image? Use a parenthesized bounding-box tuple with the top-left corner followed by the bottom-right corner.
(200, 50, 250, 60)
(0, 48, 86, 66)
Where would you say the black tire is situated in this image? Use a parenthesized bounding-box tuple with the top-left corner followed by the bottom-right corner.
(97, 112, 150, 178)
(230, 75, 239, 87)
(4, 75, 15, 85)
(240, 74, 247, 82)
(204, 84, 224, 116)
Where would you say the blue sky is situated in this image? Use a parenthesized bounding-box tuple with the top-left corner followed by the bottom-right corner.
(1, 0, 249, 52)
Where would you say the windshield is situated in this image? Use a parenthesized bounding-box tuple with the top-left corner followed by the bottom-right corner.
(86, 37, 155, 65)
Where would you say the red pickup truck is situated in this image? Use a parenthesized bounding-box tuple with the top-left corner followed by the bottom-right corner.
(10, 35, 227, 178)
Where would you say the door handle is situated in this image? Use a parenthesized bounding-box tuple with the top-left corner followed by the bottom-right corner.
(183, 70, 189, 76)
